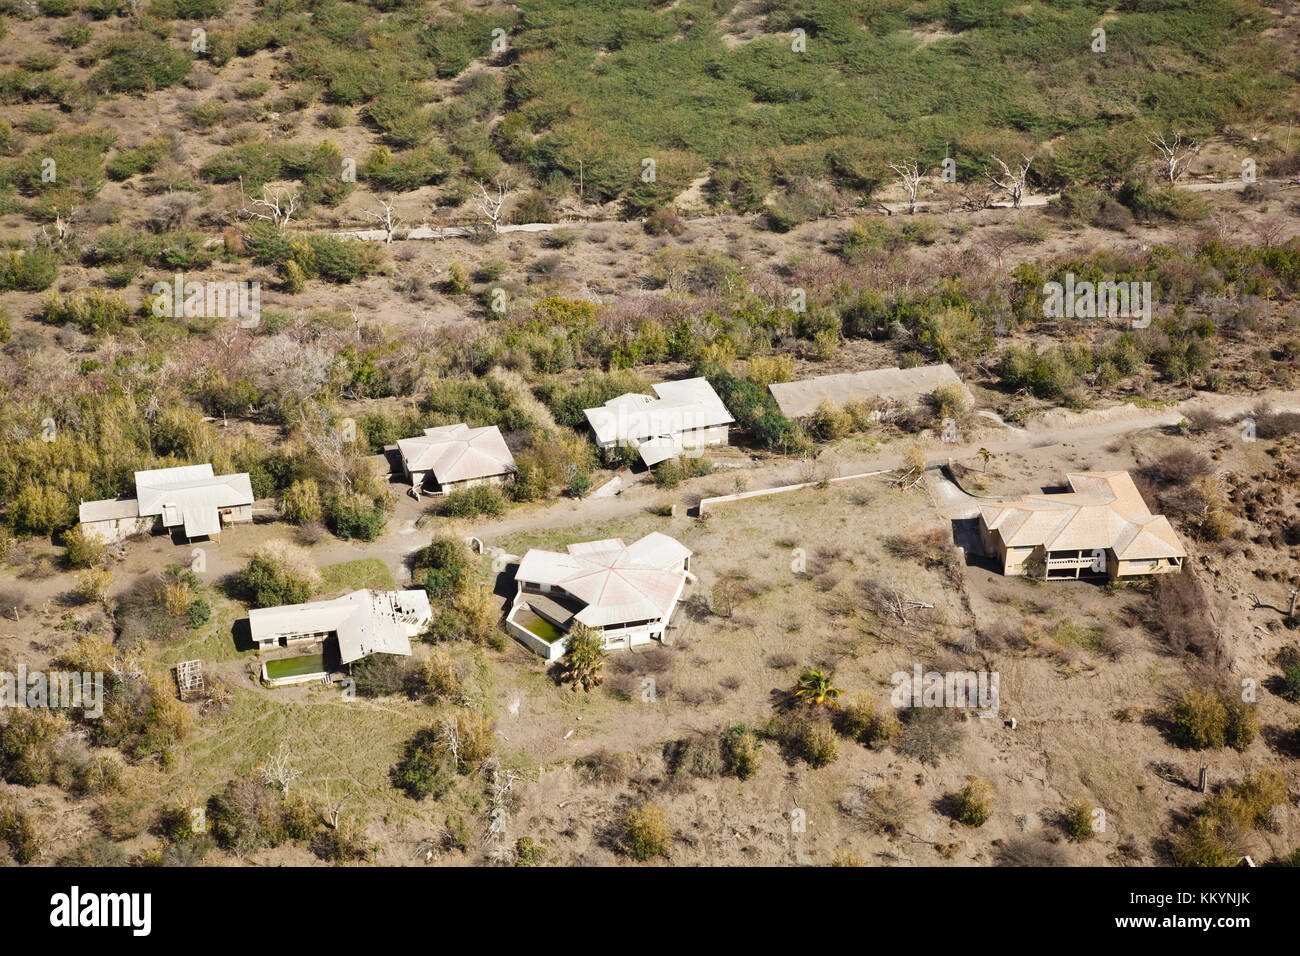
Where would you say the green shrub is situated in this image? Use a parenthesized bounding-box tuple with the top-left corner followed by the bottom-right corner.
(186, 597, 210, 629)
(1280, 661, 1300, 704)
(1, 248, 58, 291)
(618, 802, 672, 861)
(391, 711, 494, 799)
(233, 544, 320, 608)
(40, 290, 132, 336)
(950, 776, 994, 827)
(514, 835, 546, 867)
(303, 234, 383, 283)
(277, 478, 323, 525)
(720, 725, 763, 780)
(445, 261, 471, 295)
(106, 139, 168, 180)
(61, 524, 104, 569)
(352, 653, 411, 697)
(438, 483, 505, 519)
(1167, 690, 1255, 751)
(88, 34, 191, 94)
(1173, 768, 1288, 867)
(1064, 799, 1097, 842)
(324, 491, 387, 541)
(412, 535, 471, 600)
(1169, 690, 1228, 749)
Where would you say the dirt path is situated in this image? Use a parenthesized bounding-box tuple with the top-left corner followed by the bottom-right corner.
(339, 178, 1300, 240)
(425, 385, 1300, 556)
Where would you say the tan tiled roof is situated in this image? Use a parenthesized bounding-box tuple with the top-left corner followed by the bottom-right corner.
(515, 532, 692, 629)
(979, 471, 1186, 560)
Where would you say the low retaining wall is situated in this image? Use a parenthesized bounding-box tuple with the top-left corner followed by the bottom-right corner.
(696, 470, 887, 515)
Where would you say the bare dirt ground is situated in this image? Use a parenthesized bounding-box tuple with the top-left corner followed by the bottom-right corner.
(4, 382, 1297, 866)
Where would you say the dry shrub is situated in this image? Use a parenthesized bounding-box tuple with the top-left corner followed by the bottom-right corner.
(841, 782, 915, 837)
(575, 750, 629, 786)
(1143, 447, 1213, 487)
(1183, 408, 1222, 434)
(838, 697, 902, 746)
(883, 528, 952, 566)
(896, 707, 965, 766)
(1148, 568, 1219, 658)
(996, 836, 1068, 866)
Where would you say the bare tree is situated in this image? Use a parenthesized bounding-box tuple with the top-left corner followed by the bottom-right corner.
(862, 578, 934, 625)
(258, 742, 302, 797)
(979, 228, 1019, 270)
(363, 196, 403, 243)
(985, 155, 1033, 208)
(240, 176, 298, 230)
(887, 159, 926, 214)
(323, 792, 357, 829)
(1248, 589, 1300, 619)
(1145, 132, 1200, 184)
(1248, 218, 1285, 249)
(473, 178, 511, 233)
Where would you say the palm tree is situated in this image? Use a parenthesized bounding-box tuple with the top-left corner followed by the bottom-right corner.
(794, 669, 842, 708)
(561, 623, 605, 692)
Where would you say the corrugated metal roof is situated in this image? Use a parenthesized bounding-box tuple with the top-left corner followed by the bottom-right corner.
(584, 377, 733, 448)
(248, 589, 432, 665)
(79, 495, 140, 523)
(134, 467, 254, 538)
(80, 465, 253, 538)
(397, 423, 517, 484)
(768, 364, 973, 419)
(516, 532, 692, 629)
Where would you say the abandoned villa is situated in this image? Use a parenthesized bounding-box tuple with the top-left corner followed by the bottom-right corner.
(506, 532, 695, 660)
(978, 471, 1186, 580)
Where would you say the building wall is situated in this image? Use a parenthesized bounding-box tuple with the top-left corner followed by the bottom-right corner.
(1113, 555, 1182, 578)
(415, 471, 509, 497)
(81, 516, 153, 544)
(220, 504, 253, 526)
(253, 629, 329, 650)
(680, 424, 730, 449)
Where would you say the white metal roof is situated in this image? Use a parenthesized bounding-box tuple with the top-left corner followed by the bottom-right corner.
(78, 495, 140, 523)
(583, 377, 734, 450)
(80, 464, 253, 538)
(515, 532, 692, 629)
(397, 423, 517, 484)
(133, 466, 254, 538)
(768, 364, 973, 419)
(248, 589, 432, 664)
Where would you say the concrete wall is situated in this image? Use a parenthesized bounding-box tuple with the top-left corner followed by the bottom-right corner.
(221, 504, 253, 526)
(680, 425, 730, 449)
(1114, 556, 1182, 577)
(416, 472, 509, 497)
(81, 516, 153, 544)
(505, 611, 568, 661)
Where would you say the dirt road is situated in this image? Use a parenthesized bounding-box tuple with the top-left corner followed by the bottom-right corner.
(7, 385, 1294, 616)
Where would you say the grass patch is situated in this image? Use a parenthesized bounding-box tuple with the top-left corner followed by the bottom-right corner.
(318, 558, 397, 596)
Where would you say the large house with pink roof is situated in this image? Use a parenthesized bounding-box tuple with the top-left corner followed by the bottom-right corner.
(977, 471, 1186, 580)
(396, 423, 517, 498)
(505, 532, 694, 659)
